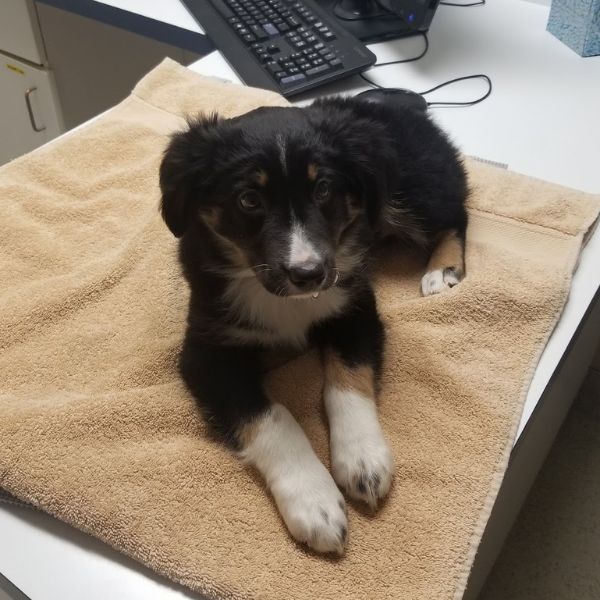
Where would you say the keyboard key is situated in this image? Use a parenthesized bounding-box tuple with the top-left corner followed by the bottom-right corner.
(329, 58, 343, 68)
(280, 73, 306, 85)
(266, 62, 284, 75)
(243, 33, 256, 43)
(267, 44, 280, 53)
(305, 64, 330, 77)
(263, 22, 279, 36)
(250, 24, 268, 39)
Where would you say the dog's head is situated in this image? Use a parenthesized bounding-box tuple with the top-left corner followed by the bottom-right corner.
(159, 104, 386, 297)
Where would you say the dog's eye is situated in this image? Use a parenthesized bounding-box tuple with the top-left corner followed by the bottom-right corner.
(238, 191, 261, 212)
(314, 180, 330, 202)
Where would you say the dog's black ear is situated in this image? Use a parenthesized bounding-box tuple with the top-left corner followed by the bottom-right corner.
(159, 114, 224, 238)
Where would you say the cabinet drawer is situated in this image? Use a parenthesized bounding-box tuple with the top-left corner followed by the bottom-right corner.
(0, 0, 45, 64)
(1, 52, 63, 164)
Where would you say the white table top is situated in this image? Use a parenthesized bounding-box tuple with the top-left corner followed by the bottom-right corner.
(1, 1, 599, 598)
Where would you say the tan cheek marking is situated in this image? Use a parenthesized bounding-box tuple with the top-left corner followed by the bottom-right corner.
(334, 195, 359, 245)
(199, 206, 221, 229)
(255, 170, 268, 187)
(325, 351, 375, 400)
(307, 163, 319, 182)
(346, 194, 361, 221)
(426, 229, 465, 277)
(200, 207, 249, 270)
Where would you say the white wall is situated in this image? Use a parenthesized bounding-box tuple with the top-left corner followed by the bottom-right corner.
(36, 3, 200, 130)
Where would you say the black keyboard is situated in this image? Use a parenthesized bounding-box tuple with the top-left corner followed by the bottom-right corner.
(182, 0, 376, 97)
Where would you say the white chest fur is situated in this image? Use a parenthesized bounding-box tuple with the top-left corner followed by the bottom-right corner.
(223, 276, 349, 348)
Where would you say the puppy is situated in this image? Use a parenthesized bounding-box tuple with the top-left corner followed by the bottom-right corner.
(159, 96, 468, 554)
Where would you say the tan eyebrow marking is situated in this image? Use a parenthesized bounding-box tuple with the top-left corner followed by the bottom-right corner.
(255, 170, 268, 187)
(307, 163, 319, 182)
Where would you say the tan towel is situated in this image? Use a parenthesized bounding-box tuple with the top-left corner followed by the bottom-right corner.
(0, 58, 598, 600)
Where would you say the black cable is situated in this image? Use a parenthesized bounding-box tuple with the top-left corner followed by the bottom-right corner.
(440, 0, 485, 6)
(420, 74, 492, 107)
(357, 21, 492, 108)
(359, 32, 429, 88)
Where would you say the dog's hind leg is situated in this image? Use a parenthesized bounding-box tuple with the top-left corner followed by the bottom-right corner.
(421, 228, 466, 296)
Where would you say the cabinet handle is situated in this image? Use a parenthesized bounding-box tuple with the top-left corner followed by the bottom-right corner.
(24, 87, 46, 133)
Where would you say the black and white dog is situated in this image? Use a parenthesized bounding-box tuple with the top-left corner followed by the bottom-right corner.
(159, 96, 468, 554)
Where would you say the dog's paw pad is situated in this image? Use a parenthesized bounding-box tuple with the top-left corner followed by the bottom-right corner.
(421, 267, 461, 296)
(332, 440, 394, 509)
(275, 470, 348, 555)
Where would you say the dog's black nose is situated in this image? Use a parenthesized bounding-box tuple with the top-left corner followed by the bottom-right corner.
(285, 261, 326, 288)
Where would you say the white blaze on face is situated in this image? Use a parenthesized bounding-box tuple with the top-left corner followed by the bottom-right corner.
(288, 221, 322, 268)
(276, 133, 287, 175)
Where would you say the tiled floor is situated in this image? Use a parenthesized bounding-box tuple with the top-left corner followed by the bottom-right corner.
(480, 368, 600, 599)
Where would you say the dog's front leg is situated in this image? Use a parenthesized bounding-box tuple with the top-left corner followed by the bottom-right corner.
(180, 339, 347, 554)
(313, 288, 394, 508)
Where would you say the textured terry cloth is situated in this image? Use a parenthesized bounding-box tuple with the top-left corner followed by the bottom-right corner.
(0, 59, 598, 600)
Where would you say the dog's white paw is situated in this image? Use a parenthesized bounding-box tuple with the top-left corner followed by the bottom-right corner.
(421, 267, 461, 296)
(243, 403, 348, 554)
(272, 462, 348, 554)
(331, 431, 394, 509)
(326, 388, 394, 509)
